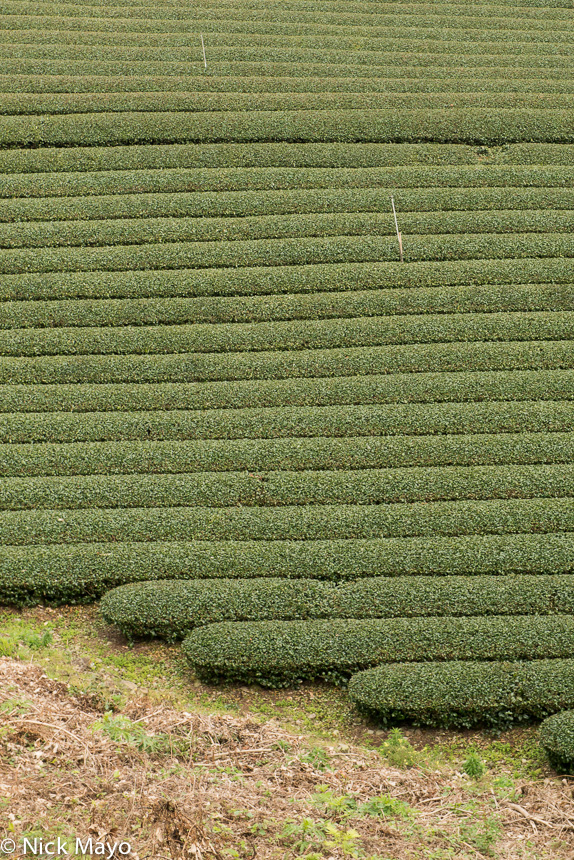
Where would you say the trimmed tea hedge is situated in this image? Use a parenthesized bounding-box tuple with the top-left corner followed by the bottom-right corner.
(4, 165, 574, 199)
(0, 369, 572, 413)
(4, 233, 574, 275)
(348, 659, 574, 729)
(3, 4, 572, 28)
(539, 711, 574, 772)
(1, 462, 571, 511)
(2, 432, 573, 477)
(3, 284, 572, 331)
(1, 341, 571, 386)
(181, 616, 574, 686)
(0, 142, 488, 174)
(2, 496, 573, 545)
(1, 401, 573, 443)
(101, 573, 574, 641)
(100, 577, 334, 641)
(4, 29, 574, 57)
(3, 109, 574, 148)
(6, 187, 574, 225)
(7, 90, 574, 117)
(2, 312, 573, 356)
(1, 532, 573, 605)
(2, 141, 574, 176)
(3, 258, 574, 303)
(3, 75, 574, 100)
(8, 209, 574, 250)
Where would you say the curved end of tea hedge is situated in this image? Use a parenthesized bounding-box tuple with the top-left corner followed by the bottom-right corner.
(539, 710, 574, 773)
(348, 659, 574, 730)
(99, 577, 333, 642)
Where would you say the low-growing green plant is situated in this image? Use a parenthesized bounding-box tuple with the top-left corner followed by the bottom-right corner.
(300, 747, 331, 771)
(92, 713, 154, 749)
(379, 729, 419, 768)
(358, 794, 413, 819)
(279, 818, 328, 855)
(462, 752, 486, 779)
(310, 786, 358, 816)
(0, 698, 33, 716)
(323, 822, 362, 858)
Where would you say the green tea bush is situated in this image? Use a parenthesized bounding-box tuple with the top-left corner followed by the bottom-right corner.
(181, 617, 574, 686)
(335, 573, 574, 619)
(100, 573, 574, 641)
(3, 108, 574, 148)
(2, 311, 572, 354)
(4, 233, 574, 275)
(0, 462, 571, 511)
(2, 432, 572, 477)
(0, 368, 572, 413)
(3, 140, 572, 177)
(4, 164, 573, 200)
(2, 258, 574, 303)
(3, 532, 572, 605)
(7, 209, 574, 251)
(348, 659, 574, 729)
(3, 283, 572, 331)
(7, 90, 574, 117)
(0, 142, 488, 174)
(100, 578, 333, 641)
(1, 340, 571, 386)
(2, 400, 572, 444)
(1, 496, 572, 545)
(3, 75, 574, 102)
(539, 710, 574, 772)
(5, 186, 574, 225)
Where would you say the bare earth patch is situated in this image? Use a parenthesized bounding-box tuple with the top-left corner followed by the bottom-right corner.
(1, 657, 574, 859)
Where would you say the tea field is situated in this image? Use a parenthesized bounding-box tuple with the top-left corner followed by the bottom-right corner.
(2, 0, 574, 729)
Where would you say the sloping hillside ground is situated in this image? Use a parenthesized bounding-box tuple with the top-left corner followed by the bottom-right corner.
(2, 0, 574, 853)
(2, 606, 574, 860)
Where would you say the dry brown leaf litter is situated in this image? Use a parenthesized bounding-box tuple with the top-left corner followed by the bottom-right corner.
(1, 658, 574, 859)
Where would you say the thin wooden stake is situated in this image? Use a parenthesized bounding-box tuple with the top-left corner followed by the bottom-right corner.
(391, 195, 404, 263)
(201, 34, 207, 69)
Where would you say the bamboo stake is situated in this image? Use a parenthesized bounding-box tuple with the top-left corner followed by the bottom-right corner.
(201, 34, 207, 69)
(391, 195, 404, 263)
